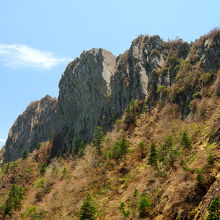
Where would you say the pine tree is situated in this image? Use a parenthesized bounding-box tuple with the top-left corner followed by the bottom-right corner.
(180, 132, 192, 148)
(138, 194, 151, 218)
(92, 126, 104, 155)
(148, 142, 157, 167)
(3, 184, 25, 217)
(79, 194, 97, 220)
(22, 150, 28, 160)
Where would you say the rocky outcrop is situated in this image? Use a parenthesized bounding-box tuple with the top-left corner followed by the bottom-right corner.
(194, 178, 220, 220)
(2, 95, 57, 163)
(2, 30, 220, 163)
(53, 49, 117, 153)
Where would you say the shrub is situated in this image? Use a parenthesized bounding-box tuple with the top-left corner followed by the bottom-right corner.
(158, 136, 173, 162)
(35, 178, 45, 188)
(167, 56, 180, 67)
(208, 153, 216, 164)
(119, 202, 130, 219)
(3, 184, 25, 217)
(79, 194, 97, 220)
(22, 150, 28, 159)
(171, 86, 185, 103)
(72, 138, 86, 154)
(36, 143, 42, 150)
(109, 138, 130, 159)
(148, 142, 157, 167)
(124, 100, 141, 126)
(157, 85, 167, 94)
(179, 160, 189, 171)
(22, 206, 46, 220)
(173, 64, 180, 73)
(92, 126, 104, 155)
(207, 197, 220, 220)
(196, 169, 204, 184)
(1, 162, 17, 175)
(192, 92, 201, 99)
(39, 163, 47, 175)
(200, 73, 212, 86)
(180, 132, 192, 148)
(138, 194, 151, 218)
(158, 136, 177, 170)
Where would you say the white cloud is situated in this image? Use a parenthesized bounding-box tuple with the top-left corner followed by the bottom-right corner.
(0, 138, 6, 144)
(0, 44, 71, 70)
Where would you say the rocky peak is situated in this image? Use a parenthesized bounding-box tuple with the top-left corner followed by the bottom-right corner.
(2, 95, 57, 163)
(2, 30, 220, 163)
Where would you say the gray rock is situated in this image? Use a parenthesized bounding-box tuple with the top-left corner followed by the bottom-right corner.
(2, 95, 57, 163)
(2, 31, 219, 163)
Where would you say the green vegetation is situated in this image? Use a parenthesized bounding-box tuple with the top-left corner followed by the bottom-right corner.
(195, 169, 204, 184)
(73, 138, 86, 154)
(92, 126, 104, 155)
(119, 202, 130, 219)
(158, 135, 177, 170)
(192, 92, 201, 99)
(208, 153, 216, 164)
(22, 150, 28, 160)
(0, 162, 17, 175)
(148, 142, 157, 167)
(22, 206, 46, 220)
(207, 197, 220, 220)
(171, 86, 185, 103)
(180, 132, 192, 148)
(108, 138, 130, 159)
(39, 163, 47, 175)
(179, 160, 189, 171)
(158, 136, 173, 162)
(124, 100, 141, 126)
(200, 73, 212, 85)
(138, 194, 151, 218)
(79, 194, 97, 220)
(1, 184, 25, 217)
(35, 178, 45, 188)
(157, 85, 167, 94)
(167, 56, 180, 67)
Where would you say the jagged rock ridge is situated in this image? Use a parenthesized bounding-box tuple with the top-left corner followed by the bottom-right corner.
(1, 30, 220, 163)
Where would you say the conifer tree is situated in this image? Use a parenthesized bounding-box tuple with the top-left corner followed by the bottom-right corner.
(22, 150, 28, 160)
(79, 194, 97, 220)
(148, 142, 157, 167)
(180, 132, 192, 148)
(92, 126, 104, 155)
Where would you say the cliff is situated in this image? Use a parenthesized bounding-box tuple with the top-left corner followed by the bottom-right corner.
(2, 95, 57, 163)
(1, 30, 220, 163)
(0, 30, 220, 220)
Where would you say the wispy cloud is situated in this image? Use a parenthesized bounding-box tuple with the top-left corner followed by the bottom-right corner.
(0, 138, 6, 144)
(0, 44, 71, 70)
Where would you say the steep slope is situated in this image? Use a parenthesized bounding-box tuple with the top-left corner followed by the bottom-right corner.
(0, 29, 220, 219)
(1, 34, 191, 163)
(1, 29, 220, 161)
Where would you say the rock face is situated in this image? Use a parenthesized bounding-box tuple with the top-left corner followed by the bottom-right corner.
(2, 30, 220, 163)
(2, 96, 57, 163)
(54, 49, 117, 153)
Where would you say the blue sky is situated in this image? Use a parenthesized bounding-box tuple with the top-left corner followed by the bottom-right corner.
(0, 0, 219, 146)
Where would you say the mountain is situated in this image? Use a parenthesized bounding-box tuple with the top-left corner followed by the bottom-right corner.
(0, 29, 220, 219)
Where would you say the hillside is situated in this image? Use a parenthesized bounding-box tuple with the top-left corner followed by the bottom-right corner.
(0, 29, 220, 219)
